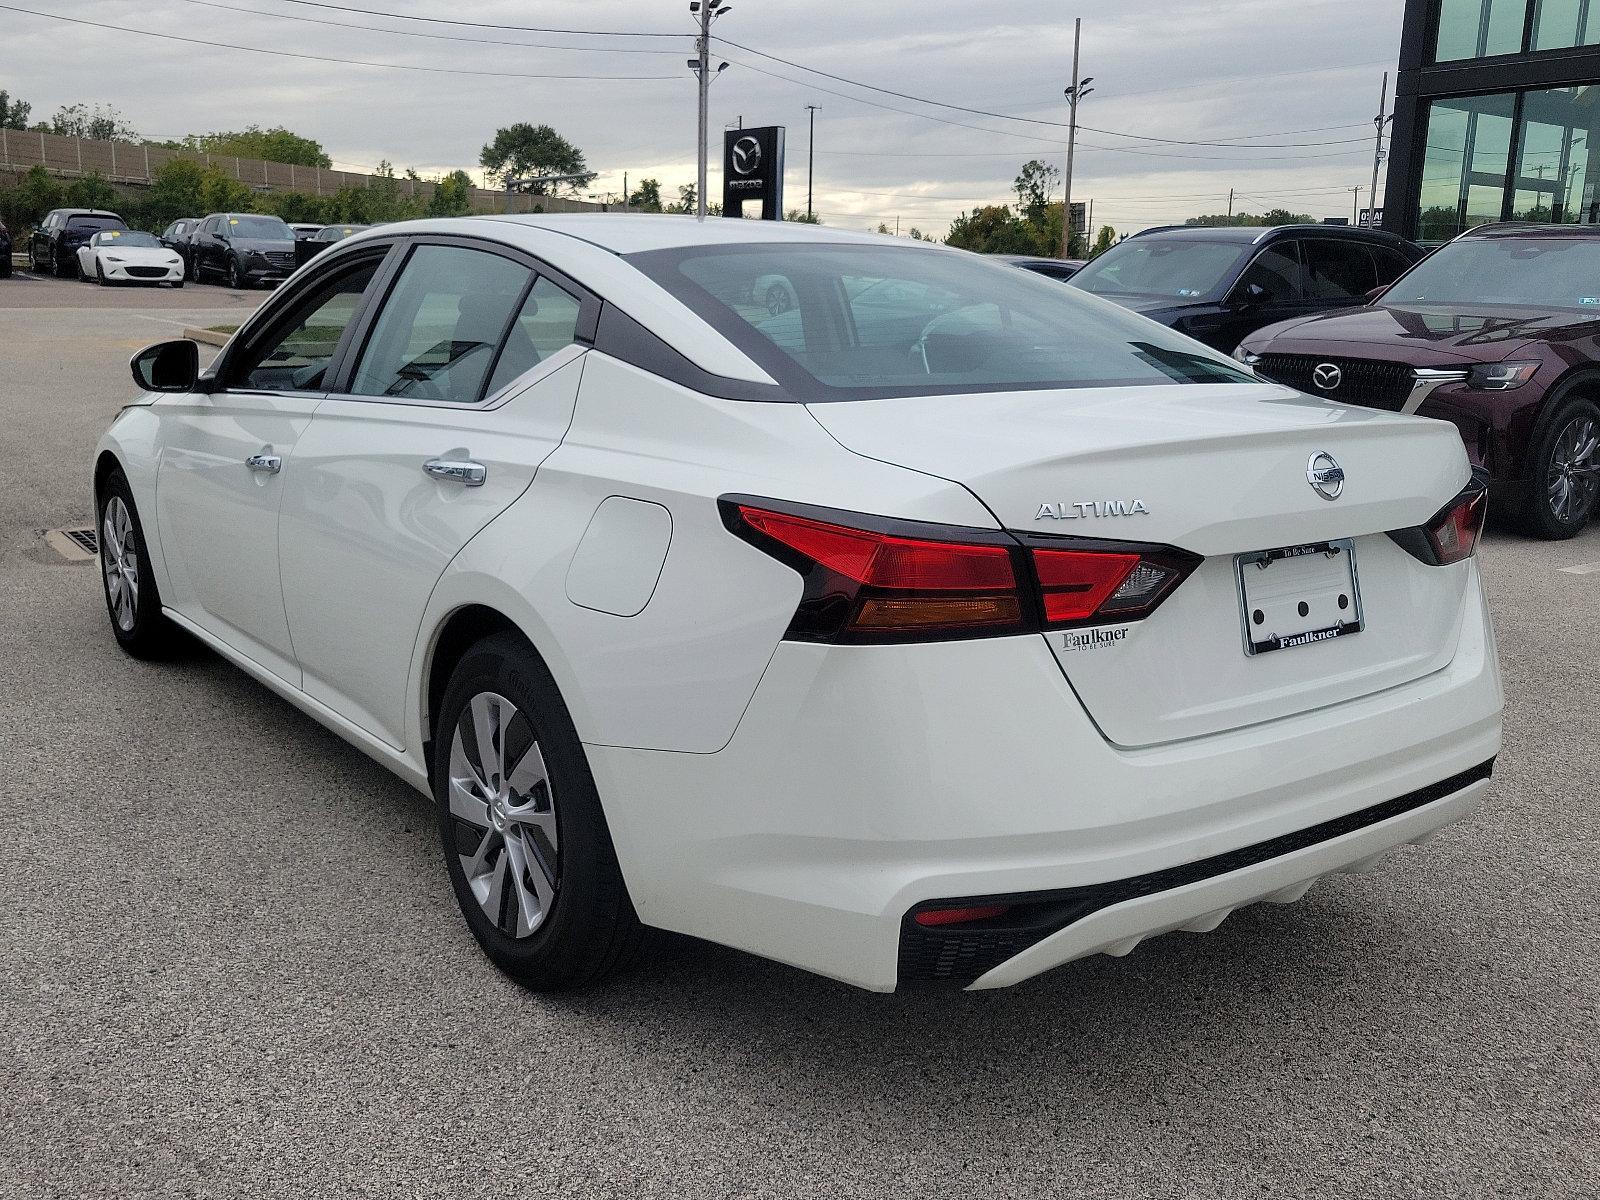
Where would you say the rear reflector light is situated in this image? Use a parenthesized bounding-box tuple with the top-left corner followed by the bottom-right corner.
(913, 904, 1011, 927)
(1388, 474, 1488, 566)
(722, 496, 1200, 644)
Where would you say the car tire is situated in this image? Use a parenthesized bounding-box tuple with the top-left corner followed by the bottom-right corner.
(0, 256, 11, 279)
(171, 279, 184, 289)
(1519, 395, 1600, 539)
(186, 256, 198, 283)
(432, 632, 642, 991)
(62, 252, 79, 280)
(94, 260, 106, 286)
(227, 256, 246, 290)
(97, 469, 185, 659)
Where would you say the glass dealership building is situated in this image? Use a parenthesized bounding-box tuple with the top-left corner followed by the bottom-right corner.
(1386, 0, 1600, 241)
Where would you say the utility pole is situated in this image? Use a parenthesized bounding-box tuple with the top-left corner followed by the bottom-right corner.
(689, 2, 731, 219)
(1227, 187, 1234, 218)
(1061, 18, 1094, 260)
(623, 171, 629, 211)
(1351, 186, 1361, 225)
(1366, 71, 1390, 227)
(805, 104, 820, 221)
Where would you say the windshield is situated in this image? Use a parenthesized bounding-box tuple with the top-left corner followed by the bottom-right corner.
(628, 243, 1252, 401)
(226, 215, 292, 239)
(99, 231, 160, 248)
(1383, 236, 1600, 309)
(1071, 238, 1247, 299)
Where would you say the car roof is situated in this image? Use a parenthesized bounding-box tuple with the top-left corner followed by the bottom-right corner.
(992, 254, 1083, 266)
(1129, 223, 1411, 246)
(1458, 221, 1600, 240)
(462, 213, 915, 255)
(56, 209, 122, 218)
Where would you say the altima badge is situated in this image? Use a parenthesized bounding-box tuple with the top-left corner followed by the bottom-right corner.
(1307, 452, 1345, 501)
(1036, 500, 1149, 520)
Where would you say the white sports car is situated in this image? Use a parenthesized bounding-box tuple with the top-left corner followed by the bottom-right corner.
(95, 216, 1503, 992)
(78, 229, 184, 286)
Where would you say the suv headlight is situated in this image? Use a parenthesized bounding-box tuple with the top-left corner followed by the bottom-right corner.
(1233, 347, 1261, 365)
(1467, 361, 1539, 390)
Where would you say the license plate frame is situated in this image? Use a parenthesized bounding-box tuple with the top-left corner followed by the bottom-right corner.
(1234, 538, 1364, 657)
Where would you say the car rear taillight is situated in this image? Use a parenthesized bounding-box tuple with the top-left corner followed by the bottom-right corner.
(1388, 474, 1488, 567)
(721, 497, 1199, 644)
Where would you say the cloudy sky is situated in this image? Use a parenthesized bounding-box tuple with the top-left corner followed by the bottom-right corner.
(2, 0, 1405, 236)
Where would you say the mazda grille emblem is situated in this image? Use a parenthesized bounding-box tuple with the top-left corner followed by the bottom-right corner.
(732, 136, 762, 176)
(1311, 362, 1343, 391)
(1307, 452, 1345, 501)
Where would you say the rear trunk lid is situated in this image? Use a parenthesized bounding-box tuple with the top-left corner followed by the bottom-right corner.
(808, 382, 1475, 747)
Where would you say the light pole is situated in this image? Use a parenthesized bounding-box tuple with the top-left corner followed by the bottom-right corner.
(1366, 71, 1391, 228)
(689, 2, 731, 219)
(805, 104, 820, 221)
(1061, 18, 1093, 260)
(504, 173, 593, 213)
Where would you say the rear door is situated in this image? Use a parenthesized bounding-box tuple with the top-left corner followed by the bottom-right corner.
(277, 237, 594, 748)
(1302, 238, 1380, 306)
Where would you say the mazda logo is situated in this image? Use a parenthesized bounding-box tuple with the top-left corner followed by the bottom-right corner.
(1311, 362, 1343, 391)
(1306, 451, 1345, 501)
(731, 136, 761, 176)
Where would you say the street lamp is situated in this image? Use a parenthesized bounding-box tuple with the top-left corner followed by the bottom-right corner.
(690, 1, 733, 219)
(1061, 18, 1094, 259)
(503, 173, 594, 214)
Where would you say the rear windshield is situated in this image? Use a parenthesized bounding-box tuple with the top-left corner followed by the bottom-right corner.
(628, 242, 1252, 401)
(1383, 236, 1600, 309)
(66, 214, 127, 233)
(1071, 238, 1247, 299)
(227, 215, 292, 239)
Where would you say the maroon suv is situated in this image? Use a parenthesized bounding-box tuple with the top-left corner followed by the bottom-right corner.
(1239, 223, 1600, 539)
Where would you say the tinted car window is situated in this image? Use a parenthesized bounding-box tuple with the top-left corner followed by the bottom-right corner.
(1383, 236, 1600, 309)
(350, 245, 532, 404)
(1302, 240, 1376, 300)
(632, 243, 1253, 401)
(1371, 246, 1412, 284)
(484, 276, 583, 395)
(1071, 239, 1246, 298)
(234, 258, 381, 391)
(1234, 243, 1306, 302)
(66, 215, 126, 234)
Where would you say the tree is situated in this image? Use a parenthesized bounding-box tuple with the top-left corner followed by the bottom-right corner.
(180, 126, 331, 168)
(428, 169, 474, 217)
(666, 182, 697, 214)
(1013, 160, 1060, 224)
(945, 204, 1042, 255)
(42, 102, 139, 142)
(478, 124, 593, 193)
(627, 177, 663, 212)
(0, 165, 60, 229)
(198, 167, 254, 215)
(147, 158, 206, 224)
(63, 173, 117, 210)
(1186, 208, 1313, 228)
(906, 227, 933, 241)
(0, 89, 31, 130)
(785, 208, 821, 224)
(1089, 224, 1117, 257)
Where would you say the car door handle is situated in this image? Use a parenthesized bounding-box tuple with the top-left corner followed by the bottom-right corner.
(246, 453, 282, 474)
(424, 458, 487, 487)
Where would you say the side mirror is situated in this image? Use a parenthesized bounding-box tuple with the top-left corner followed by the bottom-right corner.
(1241, 282, 1267, 304)
(1363, 285, 1386, 305)
(130, 339, 201, 393)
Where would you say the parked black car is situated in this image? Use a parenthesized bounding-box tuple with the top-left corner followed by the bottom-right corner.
(294, 222, 370, 267)
(190, 212, 297, 288)
(160, 217, 202, 275)
(994, 254, 1085, 281)
(28, 209, 128, 278)
(0, 218, 12, 279)
(1069, 224, 1425, 352)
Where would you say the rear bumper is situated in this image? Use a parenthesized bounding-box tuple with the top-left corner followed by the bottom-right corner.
(586, 565, 1502, 992)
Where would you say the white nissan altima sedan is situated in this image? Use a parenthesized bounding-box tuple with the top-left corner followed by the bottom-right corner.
(94, 215, 1503, 992)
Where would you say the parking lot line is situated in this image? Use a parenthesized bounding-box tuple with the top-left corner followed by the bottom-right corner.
(1559, 560, 1600, 574)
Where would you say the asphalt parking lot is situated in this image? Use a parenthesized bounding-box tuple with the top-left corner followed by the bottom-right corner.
(2, 275, 1597, 1199)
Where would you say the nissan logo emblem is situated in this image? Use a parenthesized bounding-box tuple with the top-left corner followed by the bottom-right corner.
(1311, 362, 1343, 391)
(731, 136, 762, 176)
(1307, 452, 1346, 501)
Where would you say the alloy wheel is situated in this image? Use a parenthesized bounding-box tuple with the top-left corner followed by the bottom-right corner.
(1547, 413, 1599, 526)
(101, 496, 139, 632)
(447, 692, 560, 938)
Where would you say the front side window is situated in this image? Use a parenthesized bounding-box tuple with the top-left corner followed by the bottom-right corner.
(232, 257, 382, 391)
(349, 245, 533, 404)
(1383, 235, 1600, 309)
(630, 243, 1252, 401)
(1071, 238, 1247, 300)
(1233, 243, 1306, 303)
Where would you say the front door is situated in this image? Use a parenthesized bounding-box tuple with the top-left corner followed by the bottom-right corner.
(154, 253, 384, 682)
(278, 242, 592, 748)
(1209, 240, 1314, 351)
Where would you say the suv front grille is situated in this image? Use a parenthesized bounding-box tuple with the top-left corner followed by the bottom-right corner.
(1254, 354, 1415, 411)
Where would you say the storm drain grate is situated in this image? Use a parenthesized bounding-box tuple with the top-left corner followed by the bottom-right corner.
(62, 527, 99, 555)
(41, 526, 99, 562)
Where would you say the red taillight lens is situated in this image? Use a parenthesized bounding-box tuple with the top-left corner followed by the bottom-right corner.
(723, 498, 1199, 643)
(913, 904, 1011, 927)
(1426, 487, 1487, 565)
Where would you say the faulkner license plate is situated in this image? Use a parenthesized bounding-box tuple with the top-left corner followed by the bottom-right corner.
(1234, 539, 1363, 656)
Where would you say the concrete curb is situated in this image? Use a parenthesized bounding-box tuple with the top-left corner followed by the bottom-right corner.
(182, 326, 231, 347)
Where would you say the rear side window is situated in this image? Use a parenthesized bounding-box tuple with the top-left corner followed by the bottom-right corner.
(1303, 240, 1377, 300)
(349, 245, 533, 404)
(1371, 246, 1412, 284)
(630, 242, 1253, 401)
(483, 276, 583, 395)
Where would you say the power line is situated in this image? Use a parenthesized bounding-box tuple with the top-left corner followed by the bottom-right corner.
(0, 4, 679, 78)
(266, 0, 681, 37)
(172, 0, 686, 54)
